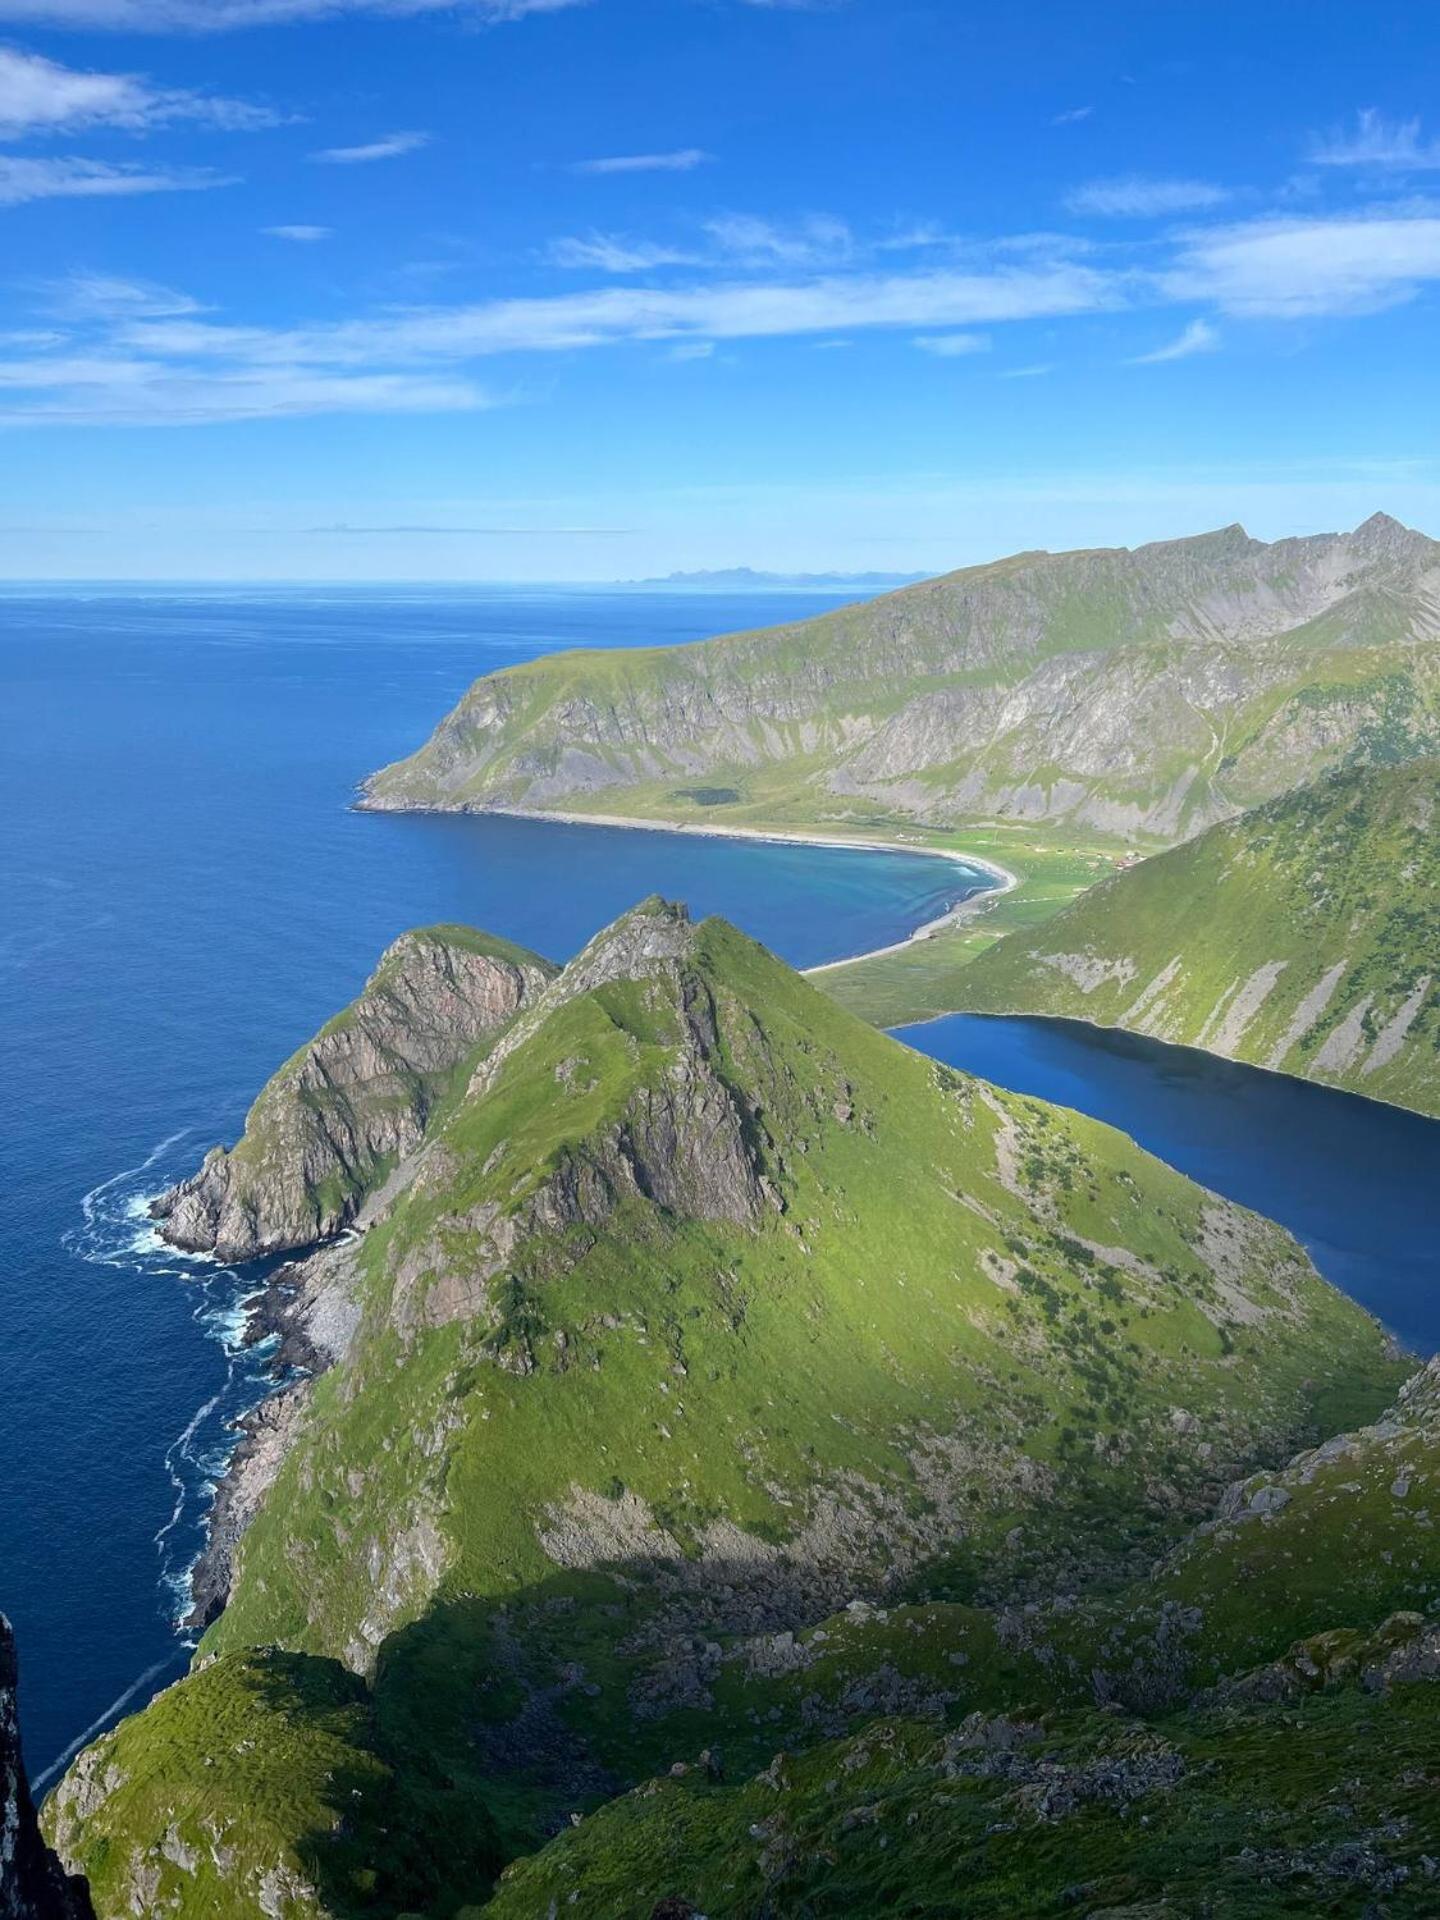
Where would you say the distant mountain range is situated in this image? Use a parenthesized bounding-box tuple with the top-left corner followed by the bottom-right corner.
(363, 514, 1440, 844)
(622, 566, 933, 590)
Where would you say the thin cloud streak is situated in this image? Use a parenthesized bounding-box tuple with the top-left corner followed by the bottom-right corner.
(569, 149, 710, 175)
(1130, 317, 1220, 362)
(304, 521, 635, 533)
(311, 130, 429, 164)
(0, 154, 231, 203)
(0, 0, 590, 26)
(1066, 175, 1229, 217)
(125, 263, 1116, 365)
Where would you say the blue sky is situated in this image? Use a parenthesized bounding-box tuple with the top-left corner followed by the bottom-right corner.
(1, 0, 1440, 577)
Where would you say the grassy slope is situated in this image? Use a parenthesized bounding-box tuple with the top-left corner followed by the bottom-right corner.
(49, 904, 1406, 1916)
(945, 760, 1440, 1117)
(484, 1361, 1440, 1918)
(483, 1682, 1440, 1919)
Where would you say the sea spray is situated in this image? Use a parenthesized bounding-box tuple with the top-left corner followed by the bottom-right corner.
(64, 1126, 287, 1639)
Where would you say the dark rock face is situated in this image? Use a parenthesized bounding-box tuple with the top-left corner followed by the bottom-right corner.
(1, 1619, 93, 1920)
(151, 928, 555, 1261)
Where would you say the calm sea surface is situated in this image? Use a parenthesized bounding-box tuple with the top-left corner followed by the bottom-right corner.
(2, 585, 1436, 1785)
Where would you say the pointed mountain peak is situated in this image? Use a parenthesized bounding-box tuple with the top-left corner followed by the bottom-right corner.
(1350, 511, 1429, 557)
(562, 895, 696, 991)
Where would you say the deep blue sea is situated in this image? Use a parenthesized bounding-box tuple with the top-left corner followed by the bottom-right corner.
(2, 585, 1437, 1791)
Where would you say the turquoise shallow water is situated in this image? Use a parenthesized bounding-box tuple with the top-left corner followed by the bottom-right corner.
(0, 585, 975, 1782)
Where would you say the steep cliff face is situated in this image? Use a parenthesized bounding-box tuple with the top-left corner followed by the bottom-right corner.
(361, 515, 1440, 842)
(954, 758, 1440, 1117)
(50, 900, 1406, 1915)
(1, 1620, 91, 1920)
(152, 925, 555, 1261)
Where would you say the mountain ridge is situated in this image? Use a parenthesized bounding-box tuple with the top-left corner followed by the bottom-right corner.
(360, 514, 1440, 845)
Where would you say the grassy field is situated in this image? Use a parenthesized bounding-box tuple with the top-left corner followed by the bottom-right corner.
(810, 826, 1127, 1028)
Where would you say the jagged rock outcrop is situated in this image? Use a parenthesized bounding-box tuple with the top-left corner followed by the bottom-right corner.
(1, 1620, 92, 1920)
(152, 925, 555, 1260)
(361, 515, 1440, 843)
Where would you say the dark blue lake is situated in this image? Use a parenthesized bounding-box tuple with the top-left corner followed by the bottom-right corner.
(2, 585, 1436, 1793)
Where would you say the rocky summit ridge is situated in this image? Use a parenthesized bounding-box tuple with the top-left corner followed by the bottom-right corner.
(360, 515, 1440, 844)
(40, 896, 1425, 1918)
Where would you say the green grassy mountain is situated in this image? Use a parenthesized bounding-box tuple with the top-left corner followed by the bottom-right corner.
(951, 759, 1440, 1118)
(361, 516, 1440, 845)
(45, 900, 1407, 1917)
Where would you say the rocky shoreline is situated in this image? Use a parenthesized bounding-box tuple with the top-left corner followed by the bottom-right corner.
(186, 1235, 363, 1630)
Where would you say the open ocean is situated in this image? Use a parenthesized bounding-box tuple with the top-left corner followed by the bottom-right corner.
(2, 584, 1437, 1788)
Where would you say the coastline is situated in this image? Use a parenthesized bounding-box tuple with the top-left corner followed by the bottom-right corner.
(358, 797, 1019, 974)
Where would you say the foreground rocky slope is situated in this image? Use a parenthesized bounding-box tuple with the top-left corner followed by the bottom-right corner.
(488, 1358, 1440, 1916)
(954, 759, 1440, 1117)
(1, 1619, 91, 1920)
(362, 515, 1440, 843)
(47, 901, 1406, 1917)
(152, 925, 554, 1260)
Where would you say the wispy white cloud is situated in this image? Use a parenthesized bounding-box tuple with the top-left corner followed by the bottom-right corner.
(0, 364, 490, 426)
(1162, 210, 1440, 317)
(0, 44, 280, 137)
(0, 0, 589, 26)
(549, 215, 880, 276)
(311, 130, 428, 165)
(0, 255, 1110, 426)
(914, 330, 989, 356)
(0, 153, 229, 203)
(264, 223, 331, 241)
(547, 232, 699, 272)
(1066, 175, 1229, 218)
(124, 262, 1114, 365)
(702, 212, 851, 265)
(1130, 316, 1219, 363)
(568, 148, 710, 176)
(44, 272, 205, 318)
(1052, 105, 1093, 126)
(998, 362, 1055, 378)
(1309, 109, 1440, 171)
